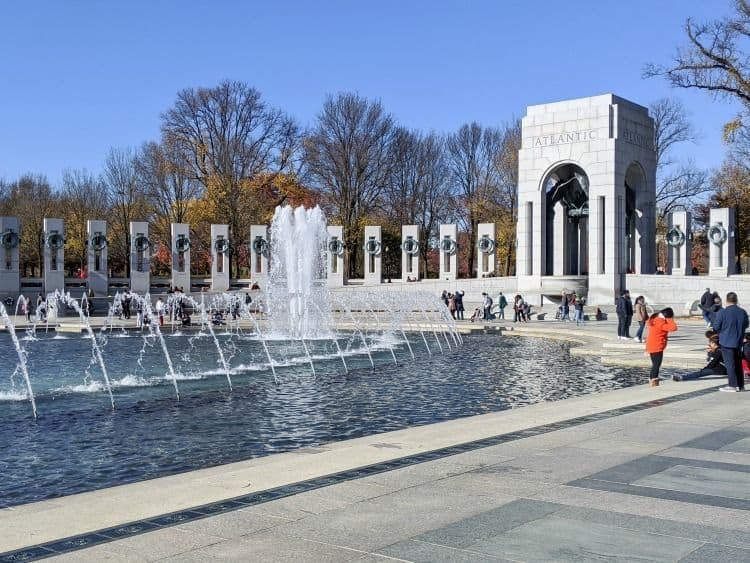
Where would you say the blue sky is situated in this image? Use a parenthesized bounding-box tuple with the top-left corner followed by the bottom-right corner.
(0, 0, 738, 185)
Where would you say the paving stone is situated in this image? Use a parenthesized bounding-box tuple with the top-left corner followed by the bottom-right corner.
(377, 539, 509, 562)
(469, 514, 702, 562)
(635, 464, 750, 501)
(679, 543, 750, 562)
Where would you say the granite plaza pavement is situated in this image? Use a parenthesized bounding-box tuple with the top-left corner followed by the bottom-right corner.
(4, 317, 750, 562)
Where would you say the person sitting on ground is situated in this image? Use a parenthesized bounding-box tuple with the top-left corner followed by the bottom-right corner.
(673, 335, 726, 381)
(180, 312, 191, 327)
(211, 310, 225, 326)
(469, 306, 483, 323)
(743, 332, 750, 380)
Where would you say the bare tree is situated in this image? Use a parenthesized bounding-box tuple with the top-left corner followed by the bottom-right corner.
(161, 80, 299, 276)
(103, 148, 151, 276)
(385, 129, 451, 277)
(136, 140, 202, 246)
(645, 1, 750, 136)
(304, 93, 396, 278)
(6, 175, 57, 277)
(649, 98, 710, 216)
(59, 169, 109, 273)
(446, 123, 506, 276)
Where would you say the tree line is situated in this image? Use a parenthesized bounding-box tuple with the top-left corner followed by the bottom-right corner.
(1, 63, 729, 280)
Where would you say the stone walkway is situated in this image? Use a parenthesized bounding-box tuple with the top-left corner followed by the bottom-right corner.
(3, 320, 747, 562)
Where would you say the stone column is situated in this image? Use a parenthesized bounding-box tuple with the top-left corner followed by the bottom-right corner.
(708, 208, 736, 277)
(211, 224, 230, 292)
(439, 224, 457, 281)
(0, 217, 21, 295)
(401, 225, 420, 282)
(326, 226, 345, 287)
(666, 211, 691, 276)
(129, 221, 150, 294)
(86, 220, 108, 296)
(171, 223, 191, 292)
(476, 223, 496, 278)
(553, 202, 567, 276)
(250, 225, 269, 289)
(43, 218, 65, 294)
(363, 226, 382, 285)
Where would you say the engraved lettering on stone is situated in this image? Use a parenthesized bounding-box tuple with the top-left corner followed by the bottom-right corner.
(533, 129, 597, 147)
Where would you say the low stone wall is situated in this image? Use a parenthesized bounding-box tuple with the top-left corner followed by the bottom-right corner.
(625, 274, 750, 315)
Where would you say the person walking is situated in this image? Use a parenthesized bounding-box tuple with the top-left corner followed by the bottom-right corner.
(634, 295, 648, 343)
(699, 287, 713, 327)
(497, 292, 507, 320)
(454, 290, 465, 320)
(616, 289, 634, 340)
(709, 294, 723, 328)
(712, 292, 749, 392)
(645, 307, 677, 386)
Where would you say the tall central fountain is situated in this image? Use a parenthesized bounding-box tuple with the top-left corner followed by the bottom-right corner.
(266, 205, 330, 339)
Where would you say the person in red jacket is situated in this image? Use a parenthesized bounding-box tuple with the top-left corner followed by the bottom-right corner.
(645, 307, 677, 386)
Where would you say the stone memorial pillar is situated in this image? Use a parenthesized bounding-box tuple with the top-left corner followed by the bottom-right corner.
(552, 202, 568, 276)
(171, 223, 191, 292)
(363, 226, 382, 285)
(708, 208, 736, 277)
(250, 225, 269, 289)
(476, 223, 496, 278)
(0, 217, 21, 295)
(326, 226, 345, 287)
(129, 222, 150, 294)
(439, 224, 457, 281)
(666, 211, 691, 276)
(401, 225, 420, 282)
(43, 218, 65, 294)
(86, 220, 108, 296)
(211, 224, 230, 292)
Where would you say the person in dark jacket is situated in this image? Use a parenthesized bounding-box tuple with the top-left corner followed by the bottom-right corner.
(699, 288, 713, 326)
(673, 335, 726, 381)
(712, 292, 750, 392)
(454, 290, 465, 320)
(615, 289, 633, 340)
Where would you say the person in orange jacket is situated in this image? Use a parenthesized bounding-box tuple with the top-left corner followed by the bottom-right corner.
(645, 307, 677, 386)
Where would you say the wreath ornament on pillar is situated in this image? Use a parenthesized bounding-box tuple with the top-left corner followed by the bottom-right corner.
(2, 229, 19, 250)
(46, 232, 65, 250)
(175, 235, 190, 253)
(134, 234, 150, 253)
(708, 224, 728, 246)
(665, 226, 685, 248)
(440, 237, 457, 255)
(214, 238, 229, 255)
(478, 235, 495, 254)
(402, 238, 420, 256)
(328, 239, 344, 256)
(252, 237, 269, 256)
(364, 238, 381, 255)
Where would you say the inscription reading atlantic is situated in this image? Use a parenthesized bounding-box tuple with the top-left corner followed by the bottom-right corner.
(533, 129, 597, 147)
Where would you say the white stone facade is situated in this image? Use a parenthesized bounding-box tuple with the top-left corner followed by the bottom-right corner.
(211, 224, 230, 292)
(476, 223, 496, 278)
(326, 226, 345, 287)
(363, 226, 382, 285)
(708, 208, 736, 277)
(43, 218, 65, 294)
(401, 225, 420, 282)
(86, 220, 108, 296)
(439, 224, 457, 281)
(516, 94, 656, 305)
(666, 211, 691, 276)
(171, 223, 191, 292)
(129, 222, 150, 294)
(250, 225, 269, 288)
(0, 216, 21, 295)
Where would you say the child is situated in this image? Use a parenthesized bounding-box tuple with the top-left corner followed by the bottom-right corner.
(645, 307, 678, 387)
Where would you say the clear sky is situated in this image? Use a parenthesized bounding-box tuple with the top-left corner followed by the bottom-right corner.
(0, 0, 739, 186)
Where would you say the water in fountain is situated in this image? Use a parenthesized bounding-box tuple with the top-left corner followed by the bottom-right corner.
(54, 290, 115, 409)
(0, 302, 36, 418)
(266, 205, 330, 339)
